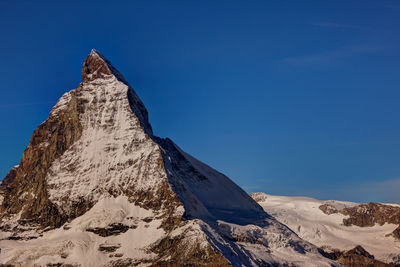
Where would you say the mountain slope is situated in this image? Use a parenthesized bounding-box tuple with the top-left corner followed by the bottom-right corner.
(251, 192, 400, 265)
(0, 50, 336, 266)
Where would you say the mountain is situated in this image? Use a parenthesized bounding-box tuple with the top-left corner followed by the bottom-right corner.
(251, 192, 400, 266)
(0, 50, 336, 266)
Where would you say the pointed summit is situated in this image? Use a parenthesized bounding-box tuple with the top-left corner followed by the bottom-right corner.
(81, 49, 128, 84)
(81, 49, 153, 135)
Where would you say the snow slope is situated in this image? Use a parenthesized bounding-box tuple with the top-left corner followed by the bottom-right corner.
(0, 198, 337, 267)
(47, 76, 168, 214)
(252, 193, 400, 264)
(0, 196, 165, 266)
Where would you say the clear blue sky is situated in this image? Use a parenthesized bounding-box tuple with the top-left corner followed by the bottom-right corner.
(1, 0, 399, 203)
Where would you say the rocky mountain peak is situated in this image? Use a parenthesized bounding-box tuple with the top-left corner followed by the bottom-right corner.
(81, 49, 153, 135)
(81, 49, 129, 85)
(0, 50, 338, 266)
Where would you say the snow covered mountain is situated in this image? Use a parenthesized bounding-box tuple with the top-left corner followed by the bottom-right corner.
(0, 50, 336, 266)
(251, 192, 400, 266)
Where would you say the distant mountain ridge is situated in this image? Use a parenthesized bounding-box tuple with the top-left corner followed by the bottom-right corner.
(0, 50, 336, 266)
(250, 192, 400, 266)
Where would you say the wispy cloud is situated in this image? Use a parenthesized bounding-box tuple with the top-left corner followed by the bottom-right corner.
(280, 44, 382, 67)
(309, 22, 363, 30)
(345, 178, 400, 204)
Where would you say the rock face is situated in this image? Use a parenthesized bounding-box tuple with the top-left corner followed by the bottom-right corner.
(0, 50, 337, 266)
(319, 202, 400, 240)
(321, 246, 398, 267)
(319, 202, 400, 226)
(341, 203, 400, 227)
(249, 192, 268, 203)
(392, 226, 400, 239)
(0, 90, 83, 233)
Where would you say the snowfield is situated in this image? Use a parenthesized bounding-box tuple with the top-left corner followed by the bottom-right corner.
(0, 196, 165, 266)
(253, 193, 400, 263)
(0, 194, 338, 267)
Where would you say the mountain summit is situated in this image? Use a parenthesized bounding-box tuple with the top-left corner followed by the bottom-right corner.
(82, 49, 131, 86)
(0, 50, 336, 266)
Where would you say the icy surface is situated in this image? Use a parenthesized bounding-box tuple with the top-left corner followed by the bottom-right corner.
(198, 219, 337, 267)
(179, 146, 265, 221)
(159, 140, 266, 223)
(254, 193, 400, 263)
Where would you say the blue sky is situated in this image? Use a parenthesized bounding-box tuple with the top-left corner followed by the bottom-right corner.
(1, 0, 399, 203)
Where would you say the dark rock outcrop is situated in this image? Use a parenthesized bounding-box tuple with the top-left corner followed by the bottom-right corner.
(319, 203, 400, 227)
(0, 166, 17, 192)
(341, 203, 400, 227)
(151, 234, 231, 266)
(0, 90, 83, 229)
(249, 192, 268, 203)
(319, 203, 339, 215)
(98, 244, 121, 253)
(87, 223, 133, 237)
(392, 226, 400, 239)
(319, 202, 400, 240)
(321, 245, 399, 267)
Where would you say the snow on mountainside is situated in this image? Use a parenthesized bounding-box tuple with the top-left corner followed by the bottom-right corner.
(0, 50, 338, 266)
(251, 192, 400, 264)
